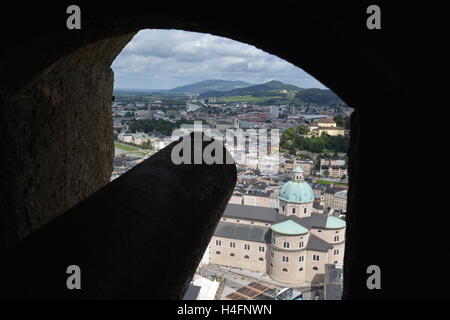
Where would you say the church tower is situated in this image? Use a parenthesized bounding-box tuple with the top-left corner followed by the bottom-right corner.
(279, 165, 314, 217)
(293, 165, 304, 181)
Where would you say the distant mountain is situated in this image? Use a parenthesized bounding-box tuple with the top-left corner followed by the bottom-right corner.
(294, 88, 342, 104)
(114, 80, 343, 105)
(114, 88, 162, 94)
(167, 80, 252, 94)
(199, 80, 301, 98)
(198, 80, 343, 105)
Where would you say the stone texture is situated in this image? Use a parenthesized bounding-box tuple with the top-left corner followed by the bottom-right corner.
(0, 34, 135, 248)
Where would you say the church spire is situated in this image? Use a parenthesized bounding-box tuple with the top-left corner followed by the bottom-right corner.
(293, 165, 304, 181)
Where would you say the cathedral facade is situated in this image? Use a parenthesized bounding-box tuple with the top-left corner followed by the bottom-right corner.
(208, 166, 346, 285)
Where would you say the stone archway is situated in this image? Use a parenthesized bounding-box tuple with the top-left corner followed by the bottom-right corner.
(1, 3, 448, 299)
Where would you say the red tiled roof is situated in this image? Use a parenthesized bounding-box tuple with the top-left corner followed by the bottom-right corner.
(317, 118, 336, 123)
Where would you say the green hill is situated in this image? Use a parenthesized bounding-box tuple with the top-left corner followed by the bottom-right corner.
(167, 80, 251, 94)
(200, 80, 300, 98)
(199, 80, 343, 105)
(294, 88, 342, 104)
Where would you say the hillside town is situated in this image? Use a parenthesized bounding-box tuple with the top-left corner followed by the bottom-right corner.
(111, 93, 351, 300)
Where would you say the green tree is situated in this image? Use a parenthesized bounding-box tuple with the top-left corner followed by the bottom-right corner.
(129, 119, 176, 136)
(297, 124, 310, 135)
(283, 128, 296, 140)
(333, 115, 350, 129)
(140, 140, 154, 150)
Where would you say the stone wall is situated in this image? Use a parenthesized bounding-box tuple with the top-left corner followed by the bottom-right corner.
(0, 34, 134, 248)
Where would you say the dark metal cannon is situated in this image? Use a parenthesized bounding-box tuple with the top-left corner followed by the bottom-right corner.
(0, 134, 236, 299)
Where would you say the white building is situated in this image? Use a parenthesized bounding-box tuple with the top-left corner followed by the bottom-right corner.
(269, 106, 280, 119)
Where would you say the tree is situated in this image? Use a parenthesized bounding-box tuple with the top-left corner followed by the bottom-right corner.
(282, 128, 296, 140)
(129, 119, 176, 136)
(140, 140, 154, 150)
(333, 115, 350, 129)
(280, 126, 350, 154)
(297, 124, 310, 135)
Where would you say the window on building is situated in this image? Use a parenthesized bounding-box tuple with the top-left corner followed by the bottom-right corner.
(259, 246, 265, 252)
(283, 242, 289, 248)
(282, 256, 289, 262)
(244, 255, 249, 259)
(334, 236, 340, 242)
(250, 221, 254, 224)
(299, 256, 304, 262)
(318, 230, 322, 233)
(216, 251, 221, 255)
(313, 255, 320, 261)
(259, 257, 264, 261)
(230, 242, 235, 248)
(216, 240, 221, 246)
(222, 218, 226, 221)
(299, 241, 304, 248)
(299, 267, 303, 271)
(292, 208, 296, 214)
(334, 249, 339, 255)
(313, 266, 318, 271)
(282, 268, 288, 272)
(282, 205, 285, 211)
(230, 253, 235, 257)
(236, 220, 240, 223)
(244, 244, 250, 250)
(334, 261, 338, 265)
(270, 263, 273, 267)
(272, 237, 275, 244)
(304, 208, 307, 214)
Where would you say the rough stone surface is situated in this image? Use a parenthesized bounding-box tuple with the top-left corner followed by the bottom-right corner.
(0, 34, 135, 248)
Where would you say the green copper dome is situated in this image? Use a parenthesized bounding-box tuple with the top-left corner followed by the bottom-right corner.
(271, 220, 309, 235)
(325, 216, 346, 229)
(279, 181, 314, 204)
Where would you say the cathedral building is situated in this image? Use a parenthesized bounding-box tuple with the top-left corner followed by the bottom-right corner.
(208, 166, 346, 285)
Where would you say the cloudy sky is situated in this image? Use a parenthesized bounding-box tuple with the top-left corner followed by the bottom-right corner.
(112, 29, 326, 90)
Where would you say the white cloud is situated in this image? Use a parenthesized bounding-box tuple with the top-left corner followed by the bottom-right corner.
(112, 29, 326, 89)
